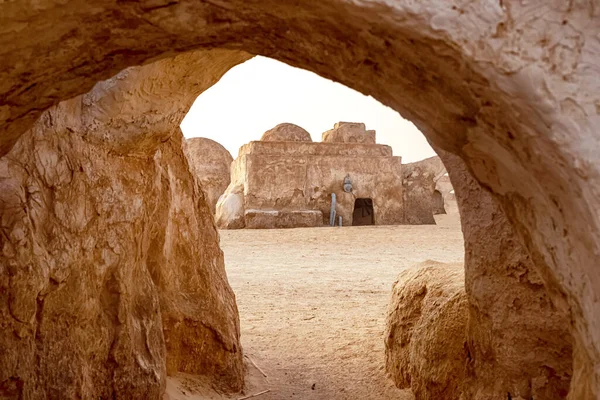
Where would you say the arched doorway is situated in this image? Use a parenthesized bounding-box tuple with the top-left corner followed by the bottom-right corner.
(432, 190, 445, 215)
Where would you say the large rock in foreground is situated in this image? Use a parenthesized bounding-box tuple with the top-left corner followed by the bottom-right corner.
(385, 261, 468, 400)
(0, 55, 245, 398)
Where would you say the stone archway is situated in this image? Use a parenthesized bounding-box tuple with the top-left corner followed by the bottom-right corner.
(1, 1, 599, 399)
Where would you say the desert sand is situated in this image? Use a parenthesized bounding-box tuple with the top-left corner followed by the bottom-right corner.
(166, 215, 463, 399)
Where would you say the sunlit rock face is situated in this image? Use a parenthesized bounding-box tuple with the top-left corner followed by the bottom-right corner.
(439, 151, 572, 400)
(184, 137, 234, 214)
(0, 50, 249, 399)
(1, 0, 599, 397)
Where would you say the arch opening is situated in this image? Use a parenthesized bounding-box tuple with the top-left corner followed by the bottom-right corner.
(432, 190, 446, 215)
(352, 198, 375, 226)
(0, 2, 598, 399)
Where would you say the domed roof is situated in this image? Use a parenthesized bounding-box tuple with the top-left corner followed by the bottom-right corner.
(260, 123, 312, 142)
(185, 137, 233, 168)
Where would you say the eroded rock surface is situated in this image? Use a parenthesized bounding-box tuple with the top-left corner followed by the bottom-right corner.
(0, 50, 248, 399)
(440, 151, 572, 400)
(184, 137, 234, 214)
(385, 260, 468, 400)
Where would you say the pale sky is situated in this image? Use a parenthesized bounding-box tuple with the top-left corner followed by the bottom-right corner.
(181, 56, 435, 163)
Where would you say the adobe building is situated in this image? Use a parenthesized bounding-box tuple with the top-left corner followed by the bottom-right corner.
(216, 122, 404, 229)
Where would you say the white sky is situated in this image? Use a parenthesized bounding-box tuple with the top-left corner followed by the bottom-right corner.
(181, 56, 435, 163)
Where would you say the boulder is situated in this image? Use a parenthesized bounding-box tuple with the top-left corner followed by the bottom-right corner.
(385, 261, 468, 400)
(184, 137, 234, 214)
(260, 123, 312, 142)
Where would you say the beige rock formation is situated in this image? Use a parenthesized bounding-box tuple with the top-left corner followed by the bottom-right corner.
(261, 123, 312, 142)
(439, 151, 572, 399)
(216, 123, 403, 228)
(0, 50, 248, 398)
(184, 138, 234, 214)
(385, 261, 468, 400)
(401, 156, 446, 224)
(321, 122, 376, 144)
(1, 1, 599, 397)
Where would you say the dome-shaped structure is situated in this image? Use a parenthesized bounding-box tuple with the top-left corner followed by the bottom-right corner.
(260, 123, 312, 142)
(184, 137, 233, 214)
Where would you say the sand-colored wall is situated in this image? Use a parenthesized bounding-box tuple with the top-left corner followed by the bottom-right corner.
(220, 141, 403, 227)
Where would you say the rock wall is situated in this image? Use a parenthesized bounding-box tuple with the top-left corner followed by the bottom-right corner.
(184, 137, 234, 214)
(0, 50, 249, 398)
(440, 151, 572, 399)
(385, 261, 468, 400)
(401, 156, 446, 224)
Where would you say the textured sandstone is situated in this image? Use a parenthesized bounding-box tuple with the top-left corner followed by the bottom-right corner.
(0, 50, 248, 398)
(184, 137, 234, 214)
(260, 123, 312, 142)
(1, 0, 599, 397)
(385, 261, 468, 400)
(401, 156, 446, 224)
(439, 151, 572, 399)
(321, 122, 376, 144)
(217, 126, 403, 228)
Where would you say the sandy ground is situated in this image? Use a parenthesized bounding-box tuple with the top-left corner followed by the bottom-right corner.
(166, 214, 463, 400)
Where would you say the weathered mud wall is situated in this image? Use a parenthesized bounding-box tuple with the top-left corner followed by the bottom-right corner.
(184, 137, 234, 214)
(217, 140, 403, 228)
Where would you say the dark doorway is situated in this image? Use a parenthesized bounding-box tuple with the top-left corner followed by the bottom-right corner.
(432, 190, 446, 215)
(352, 198, 374, 226)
